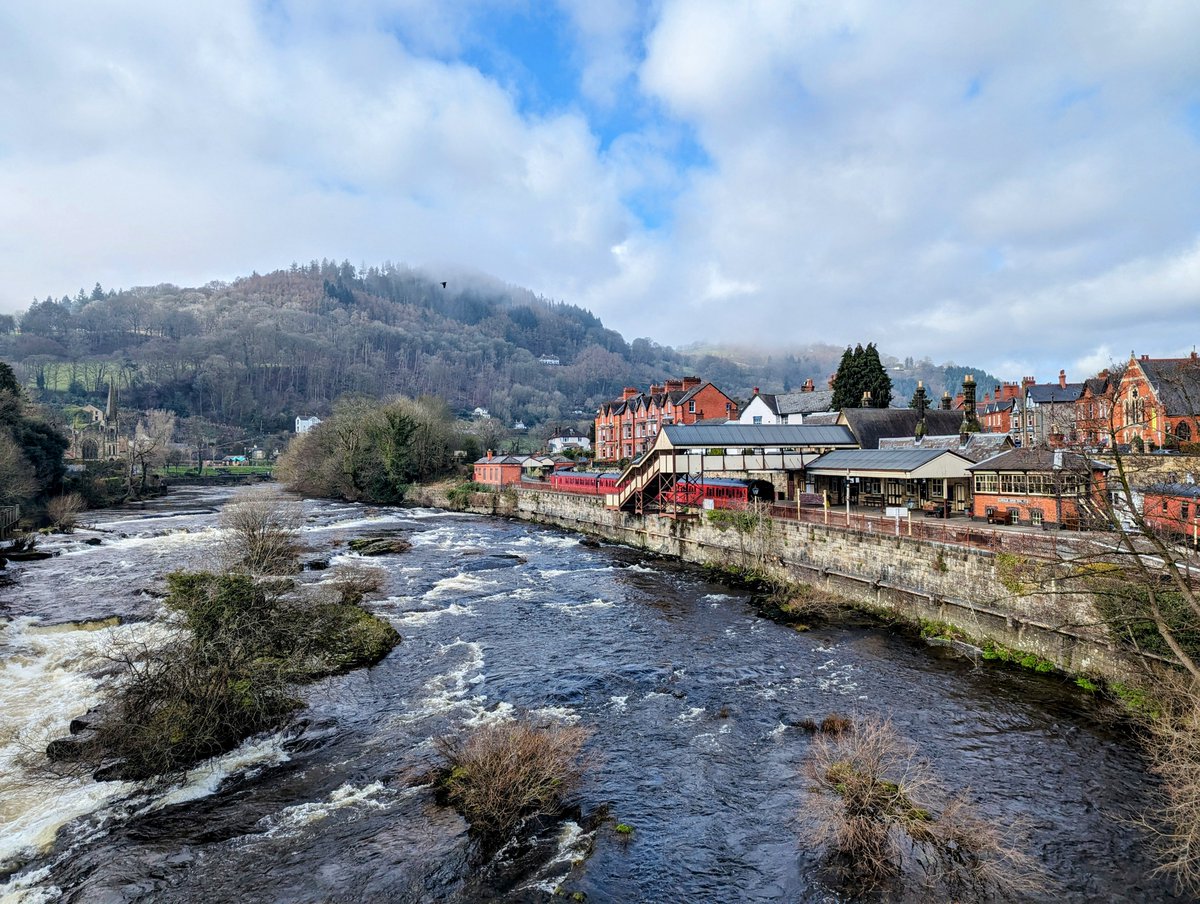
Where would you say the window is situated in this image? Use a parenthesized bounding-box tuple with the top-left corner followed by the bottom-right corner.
(1031, 509, 1043, 527)
(974, 474, 998, 494)
(752, 416, 762, 425)
(1182, 501, 1190, 521)
(1163, 499, 1170, 514)
(688, 401, 696, 413)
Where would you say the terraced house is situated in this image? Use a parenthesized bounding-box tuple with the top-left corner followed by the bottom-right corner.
(594, 377, 738, 462)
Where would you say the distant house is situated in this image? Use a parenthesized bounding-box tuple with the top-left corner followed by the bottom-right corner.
(967, 449, 1111, 529)
(472, 407, 491, 419)
(295, 415, 322, 434)
(548, 429, 591, 455)
(737, 380, 836, 425)
(1113, 352, 1200, 448)
(1075, 371, 1115, 449)
(538, 354, 561, 366)
(1020, 371, 1084, 448)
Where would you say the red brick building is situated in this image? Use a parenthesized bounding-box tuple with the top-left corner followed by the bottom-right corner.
(1113, 353, 1200, 449)
(1074, 371, 1114, 449)
(966, 449, 1111, 529)
(1143, 483, 1200, 547)
(594, 377, 738, 462)
(978, 382, 1023, 435)
(473, 451, 526, 487)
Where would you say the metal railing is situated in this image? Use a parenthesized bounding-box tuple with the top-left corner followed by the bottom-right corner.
(0, 505, 19, 539)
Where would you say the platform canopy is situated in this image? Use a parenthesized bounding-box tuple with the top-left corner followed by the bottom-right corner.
(804, 448, 974, 480)
(656, 423, 857, 451)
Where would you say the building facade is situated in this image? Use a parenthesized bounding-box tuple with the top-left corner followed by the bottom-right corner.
(967, 449, 1111, 529)
(594, 377, 738, 462)
(1112, 353, 1200, 449)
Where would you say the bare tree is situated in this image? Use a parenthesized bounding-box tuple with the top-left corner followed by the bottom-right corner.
(219, 488, 303, 576)
(127, 409, 176, 494)
(0, 431, 37, 505)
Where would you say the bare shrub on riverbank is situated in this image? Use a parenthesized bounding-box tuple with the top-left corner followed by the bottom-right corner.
(220, 489, 302, 575)
(46, 492, 85, 532)
(803, 716, 1039, 899)
(436, 718, 591, 841)
(1140, 678, 1200, 895)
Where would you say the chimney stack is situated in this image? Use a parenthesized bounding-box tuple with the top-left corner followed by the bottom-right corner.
(752, 387, 759, 396)
(1058, 369, 1067, 389)
(861, 390, 873, 407)
(960, 374, 981, 434)
(801, 378, 815, 393)
(941, 391, 952, 411)
(682, 376, 701, 390)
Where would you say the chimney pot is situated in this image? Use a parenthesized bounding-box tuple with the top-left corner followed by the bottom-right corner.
(752, 387, 759, 396)
(802, 378, 815, 392)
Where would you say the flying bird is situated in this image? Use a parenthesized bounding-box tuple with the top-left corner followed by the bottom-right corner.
(441, 281, 447, 289)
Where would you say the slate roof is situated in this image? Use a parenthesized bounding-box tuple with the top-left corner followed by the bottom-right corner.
(1138, 358, 1200, 415)
(474, 454, 530, 465)
(1026, 383, 1085, 404)
(806, 448, 971, 472)
(877, 432, 1014, 462)
(660, 423, 857, 448)
(966, 449, 1112, 472)
(1144, 482, 1200, 499)
(839, 409, 965, 449)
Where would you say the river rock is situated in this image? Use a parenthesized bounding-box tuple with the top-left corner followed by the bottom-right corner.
(348, 536, 412, 556)
(84, 537, 103, 546)
(305, 558, 330, 570)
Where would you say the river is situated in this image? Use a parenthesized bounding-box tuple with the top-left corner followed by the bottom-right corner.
(0, 486, 1188, 902)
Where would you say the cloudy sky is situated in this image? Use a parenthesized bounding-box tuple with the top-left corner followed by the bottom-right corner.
(2, 1, 1198, 378)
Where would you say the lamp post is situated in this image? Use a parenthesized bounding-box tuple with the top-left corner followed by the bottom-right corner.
(845, 468, 851, 526)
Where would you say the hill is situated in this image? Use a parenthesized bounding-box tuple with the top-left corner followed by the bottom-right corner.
(0, 261, 1000, 442)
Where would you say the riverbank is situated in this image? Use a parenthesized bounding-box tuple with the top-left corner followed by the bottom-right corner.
(418, 481, 1153, 688)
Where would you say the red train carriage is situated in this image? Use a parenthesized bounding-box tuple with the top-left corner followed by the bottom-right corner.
(549, 471, 623, 496)
(657, 476, 775, 510)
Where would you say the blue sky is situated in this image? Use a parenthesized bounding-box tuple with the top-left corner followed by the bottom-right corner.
(1, 1, 1199, 380)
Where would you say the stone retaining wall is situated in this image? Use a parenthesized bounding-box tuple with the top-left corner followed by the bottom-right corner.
(432, 485, 1144, 682)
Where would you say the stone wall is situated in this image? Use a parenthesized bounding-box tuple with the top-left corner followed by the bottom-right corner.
(427, 484, 1145, 682)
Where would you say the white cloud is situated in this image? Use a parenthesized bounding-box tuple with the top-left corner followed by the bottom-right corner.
(1, 0, 1199, 380)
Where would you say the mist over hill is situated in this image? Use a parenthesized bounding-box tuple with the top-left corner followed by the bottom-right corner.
(0, 261, 996, 440)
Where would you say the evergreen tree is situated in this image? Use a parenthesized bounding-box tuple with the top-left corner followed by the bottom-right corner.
(861, 343, 893, 408)
(831, 346, 861, 410)
(832, 343, 893, 409)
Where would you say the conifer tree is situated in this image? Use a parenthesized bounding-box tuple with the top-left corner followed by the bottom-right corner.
(832, 343, 893, 409)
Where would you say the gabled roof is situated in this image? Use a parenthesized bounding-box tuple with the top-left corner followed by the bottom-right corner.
(966, 449, 1112, 472)
(805, 448, 975, 478)
(1026, 383, 1084, 404)
(474, 454, 529, 465)
(1136, 358, 1200, 415)
(744, 393, 781, 416)
(775, 389, 836, 416)
(660, 423, 857, 448)
(877, 432, 1014, 462)
(838, 409, 965, 449)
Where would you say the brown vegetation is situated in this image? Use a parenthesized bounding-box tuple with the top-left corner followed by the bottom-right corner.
(219, 489, 303, 575)
(436, 718, 591, 843)
(802, 716, 1038, 899)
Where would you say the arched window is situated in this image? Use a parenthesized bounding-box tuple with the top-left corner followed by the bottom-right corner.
(1176, 422, 1192, 443)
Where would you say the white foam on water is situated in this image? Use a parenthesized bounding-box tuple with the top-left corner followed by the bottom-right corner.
(608, 695, 628, 711)
(0, 866, 60, 904)
(0, 617, 168, 873)
(546, 598, 613, 615)
(426, 574, 499, 598)
(522, 820, 592, 894)
(767, 722, 788, 738)
(462, 701, 515, 727)
(135, 732, 292, 815)
(246, 781, 395, 840)
(392, 604, 477, 627)
(387, 640, 489, 726)
(529, 706, 581, 725)
(677, 707, 706, 722)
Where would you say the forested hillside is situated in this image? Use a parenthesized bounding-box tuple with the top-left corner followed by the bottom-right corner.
(0, 260, 997, 441)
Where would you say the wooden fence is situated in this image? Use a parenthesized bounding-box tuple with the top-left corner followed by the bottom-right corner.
(0, 505, 19, 539)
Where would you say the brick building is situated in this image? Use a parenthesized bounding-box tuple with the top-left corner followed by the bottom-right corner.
(966, 449, 1111, 529)
(1142, 483, 1200, 547)
(1112, 353, 1200, 449)
(1074, 371, 1114, 449)
(978, 382, 1023, 436)
(473, 451, 527, 487)
(594, 377, 738, 462)
(1020, 371, 1084, 448)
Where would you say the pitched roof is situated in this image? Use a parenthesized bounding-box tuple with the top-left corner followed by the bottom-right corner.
(838, 409, 965, 449)
(1026, 383, 1085, 404)
(775, 389, 836, 416)
(1137, 358, 1200, 415)
(1144, 482, 1200, 499)
(806, 448, 973, 472)
(877, 432, 1013, 462)
(660, 423, 857, 448)
(966, 449, 1112, 472)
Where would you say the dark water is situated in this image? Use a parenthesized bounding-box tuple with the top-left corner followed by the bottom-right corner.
(0, 487, 1188, 902)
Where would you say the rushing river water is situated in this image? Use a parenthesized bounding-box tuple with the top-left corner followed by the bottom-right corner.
(0, 486, 1190, 903)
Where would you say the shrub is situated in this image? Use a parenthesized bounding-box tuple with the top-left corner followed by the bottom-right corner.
(802, 716, 1038, 898)
(436, 718, 590, 842)
(219, 489, 302, 575)
(46, 492, 86, 532)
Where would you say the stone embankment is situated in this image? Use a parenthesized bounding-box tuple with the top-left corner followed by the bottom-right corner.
(426, 484, 1144, 683)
